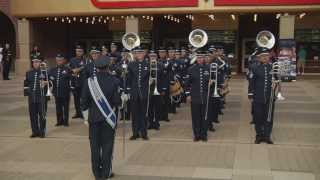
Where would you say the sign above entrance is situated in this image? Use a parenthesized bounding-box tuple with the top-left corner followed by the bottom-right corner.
(91, 0, 198, 9)
(214, 0, 320, 6)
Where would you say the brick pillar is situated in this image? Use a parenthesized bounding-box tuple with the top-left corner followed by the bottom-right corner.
(279, 15, 295, 39)
(126, 17, 139, 34)
(16, 18, 32, 75)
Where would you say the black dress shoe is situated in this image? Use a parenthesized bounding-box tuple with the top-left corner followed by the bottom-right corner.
(108, 172, 115, 178)
(250, 121, 255, 124)
(129, 136, 138, 140)
(264, 138, 274, 144)
(55, 123, 62, 127)
(213, 120, 220, 124)
(72, 114, 83, 119)
(193, 137, 200, 142)
(39, 134, 45, 138)
(30, 134, 38, 138)
(64, 123, 69, 127)
(164, 119, 170, 122)
(202, 137, 208, 142)
(154, 127, 160, 131)
(255, 137, 262, 144)
(209, 127, 216, 132)
(142, 136, 149, 140)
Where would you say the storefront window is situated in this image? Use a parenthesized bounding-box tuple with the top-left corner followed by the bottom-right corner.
(295, 29, 320, 73)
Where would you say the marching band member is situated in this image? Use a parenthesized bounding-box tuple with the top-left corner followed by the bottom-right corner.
(180, 47, 191, 104)
(81, 56, 121, 180)
(24, 56, 49, 138)
(2, 43, 12, 80)
(109, 42, 121, 63)
(167, 47, 177, 114)
(101, 45, 110, 57)
(158, 47, 171, 122)
(248, 47, 275, 144)
(69, 45, 88, 119)
(85, 46, 101, 77)
(206, 46, 219, 132)
(147, 50, 164, 130)
(215, 45, 227, 116)
(247, 47, 259, 125)
(127, 46, 150, 140)
(49, 54, 72, 127)
(208, 46, 223, 124)
(185, 49, 211, 142)
(119, 48, 131, 121)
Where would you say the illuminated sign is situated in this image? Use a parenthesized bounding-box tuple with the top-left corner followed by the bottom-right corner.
(215, 0, 320, 6)
(91, 0, 198, 9)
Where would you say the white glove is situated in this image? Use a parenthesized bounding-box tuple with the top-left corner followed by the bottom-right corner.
(121, 93, 130, 103)
(84, 120, 89, 126)
(82, 110, 89, 121)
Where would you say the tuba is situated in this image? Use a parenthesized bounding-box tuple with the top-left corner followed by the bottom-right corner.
(189, 29, 208, 64)
(256, 30, 275, 49)
(122, 32, 141, 62)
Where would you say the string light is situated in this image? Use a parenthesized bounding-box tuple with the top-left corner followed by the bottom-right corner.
(299, 13, 306, 19)
(231, 14, 236, 21)
(276, 13, 281, 19)
(254, 14, 258, 22)
(208, 14, 215, 21)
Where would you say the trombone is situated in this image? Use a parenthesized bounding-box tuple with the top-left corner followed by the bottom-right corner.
(40, 62, 53, 97)
(205, 63, 219, 121)
(267, 62, 282, 122)
(146, 59, 160, 116)
(39, 62, 52, 128)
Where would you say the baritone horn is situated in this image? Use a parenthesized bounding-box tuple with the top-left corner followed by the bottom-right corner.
(189, 29, 208, 64)
(122, 32, 141, 62)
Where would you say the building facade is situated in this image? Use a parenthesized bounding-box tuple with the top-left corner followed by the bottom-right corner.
(2, 0, 320, 74)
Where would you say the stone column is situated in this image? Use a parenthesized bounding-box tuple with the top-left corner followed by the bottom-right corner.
(125, 17, 139, 34)
(16, 18, 32, 76)
(279, 15, 295, 39)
